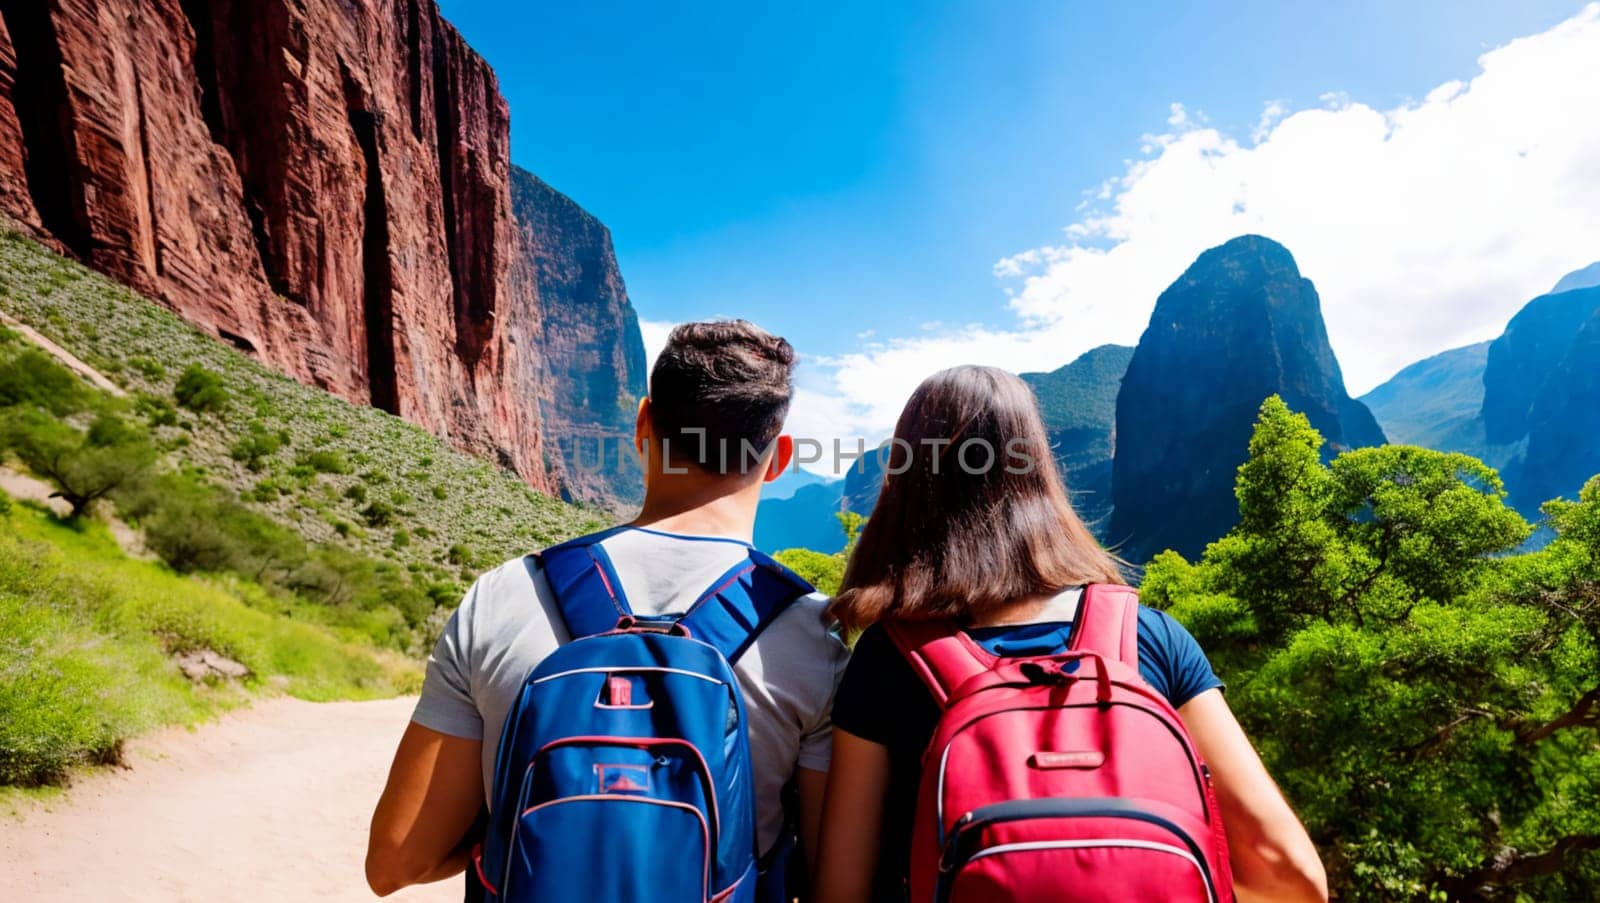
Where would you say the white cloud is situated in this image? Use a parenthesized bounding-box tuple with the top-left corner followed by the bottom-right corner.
(787, 3, 1600, 455)
(637, 319, 675, 376)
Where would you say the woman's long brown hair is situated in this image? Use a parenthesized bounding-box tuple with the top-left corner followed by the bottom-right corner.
(828, 365, 1124, 632)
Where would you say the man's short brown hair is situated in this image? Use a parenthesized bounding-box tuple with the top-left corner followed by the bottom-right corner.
(648, 320, 796, 474)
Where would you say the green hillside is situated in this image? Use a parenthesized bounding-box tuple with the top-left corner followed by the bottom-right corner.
(0, 229, 602, 585)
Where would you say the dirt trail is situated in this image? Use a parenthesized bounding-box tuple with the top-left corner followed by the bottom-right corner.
(0, 697, 458, 902)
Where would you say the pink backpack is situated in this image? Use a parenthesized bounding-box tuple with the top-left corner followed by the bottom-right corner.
(886, 583, 1234, 902)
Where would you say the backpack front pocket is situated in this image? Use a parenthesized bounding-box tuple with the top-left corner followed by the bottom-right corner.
(513, 794, 711, 901)
(937, 797, 1219, 903)
(503, 736, 721, 901)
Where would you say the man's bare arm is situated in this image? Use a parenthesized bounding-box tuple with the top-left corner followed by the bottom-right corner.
(794, 766, 829, 876)
(366, 722, 484, 896)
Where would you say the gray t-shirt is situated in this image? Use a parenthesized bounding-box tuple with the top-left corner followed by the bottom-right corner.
(412, 526, 850, 850)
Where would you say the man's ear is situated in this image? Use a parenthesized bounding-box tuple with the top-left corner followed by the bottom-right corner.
(634, 397, 652, 458)
(764, 434, 794, 483)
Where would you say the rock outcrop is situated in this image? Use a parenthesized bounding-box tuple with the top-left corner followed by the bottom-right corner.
(1481, 286, 1600, 445)
(1518, 306, 1600, 512)
(1020, 344, 1133, 534)
(0, 0, 558, 491)
(1471, 276, 1600, 515)
(511, 166, 647, 505)
(1110, 235, 1386, 563)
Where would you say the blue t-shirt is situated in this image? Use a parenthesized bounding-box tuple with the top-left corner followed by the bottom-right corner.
(830, 590, 1222, 901)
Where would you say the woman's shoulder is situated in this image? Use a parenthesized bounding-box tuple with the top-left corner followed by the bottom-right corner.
(1132, 603, 1222, 708)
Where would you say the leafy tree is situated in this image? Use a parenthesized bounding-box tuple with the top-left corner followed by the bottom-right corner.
(1143, 396, 1600, 900)
(774, 548, 843, 595)
(173, 364, 227, 413)
(1, 409, 156, 519)
(774, 511, 866, 596)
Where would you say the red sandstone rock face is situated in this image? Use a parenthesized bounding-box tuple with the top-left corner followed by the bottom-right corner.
(0, 0, 560, 493)
(511, 166, 648, 506)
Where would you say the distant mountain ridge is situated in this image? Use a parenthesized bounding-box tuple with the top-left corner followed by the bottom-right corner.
(1360, 265, 1600, 519)
(1110, 235, 1385, 562)
(1020, 344, 1134, 532)
(1359, 342, 1492, 457)
(1551, 261, 1600, 294)
(758, 246, 1600, 563)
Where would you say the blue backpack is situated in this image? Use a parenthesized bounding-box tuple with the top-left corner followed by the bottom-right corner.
(472, 530, 814, 902)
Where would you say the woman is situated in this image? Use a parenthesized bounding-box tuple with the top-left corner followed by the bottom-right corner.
(812, 366, 1328, 903)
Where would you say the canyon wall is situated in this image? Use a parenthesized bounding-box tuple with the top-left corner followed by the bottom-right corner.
(0, 0, 560, 491)
(511, 166, 647, 505)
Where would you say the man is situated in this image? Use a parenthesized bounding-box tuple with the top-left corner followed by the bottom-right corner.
(366, 320, 848, 897)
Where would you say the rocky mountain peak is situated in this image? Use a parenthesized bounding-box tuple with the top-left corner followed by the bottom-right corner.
(1109, 234, 1385, 562)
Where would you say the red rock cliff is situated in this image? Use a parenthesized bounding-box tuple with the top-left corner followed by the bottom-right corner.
(0, 0, 558, 492)
(511, 166, 648, 506)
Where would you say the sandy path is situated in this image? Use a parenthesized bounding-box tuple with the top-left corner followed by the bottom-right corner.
(0, 697, 459, 903)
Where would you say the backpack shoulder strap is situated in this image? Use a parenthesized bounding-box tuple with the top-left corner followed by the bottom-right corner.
(676, 548, 814, 663)
(1067, 582, 1140, 669)
(538, 527, 634, 639)
(884, 620, 997, 708)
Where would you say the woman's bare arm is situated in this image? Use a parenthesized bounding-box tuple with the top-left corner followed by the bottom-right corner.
(1179, 688, 1329, 903)
(812, 728, 892, 903)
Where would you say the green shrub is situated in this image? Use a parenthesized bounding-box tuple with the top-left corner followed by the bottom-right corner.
(343, 483, 368, 504)
(431, 484, 448, 500)
(128, 356, 165, 380)
(173, 364, 227, 413)
(361, 499, 396, 527)
(134, 393, 178, 427)
(1145, 397, 1600, 900)
(298, 449, 349, 475)
(228, 425, 282, 472)
(0, 347, 91, 414)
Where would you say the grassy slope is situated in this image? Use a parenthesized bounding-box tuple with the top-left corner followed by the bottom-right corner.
(0, 230, 604, 583)
(0, 495, 419, 789)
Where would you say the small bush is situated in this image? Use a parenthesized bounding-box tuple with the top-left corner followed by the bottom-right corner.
(0, 347, 91, 415)
(128, 356, 165, 380)
(134, 393, 178, 427)
(298, 449, 349, 475)
(343, 483, 368, 504)
(431, 484, 448, 500)
(229, 425, 282, 472)
(361, 499, 396, 528)
(173, 364, 227, 414)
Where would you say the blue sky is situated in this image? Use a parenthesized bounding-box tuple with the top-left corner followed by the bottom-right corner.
(440, 1, 1600, 464)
